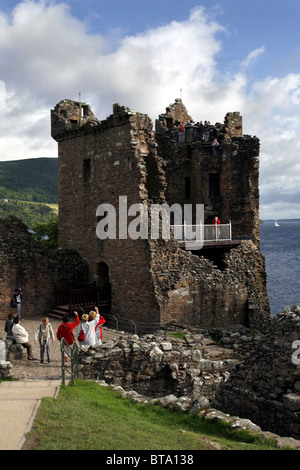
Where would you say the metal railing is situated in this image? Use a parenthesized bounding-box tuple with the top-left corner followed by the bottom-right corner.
(171, 223, 232, 244)
(55, 284, 111, 309)
(60, 339, 79, 386)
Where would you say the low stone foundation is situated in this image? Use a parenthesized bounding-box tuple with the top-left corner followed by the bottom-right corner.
(78, 330, 238, 401)
(5, 340, 24, 361)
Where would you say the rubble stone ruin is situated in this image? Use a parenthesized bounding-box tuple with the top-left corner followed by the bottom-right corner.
(51, 98, 270, 333)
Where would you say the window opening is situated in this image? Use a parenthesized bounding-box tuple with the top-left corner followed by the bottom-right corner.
(83, 158, 91, 183)
(209, 173, 220, 197)
(185, 176, 191, 199)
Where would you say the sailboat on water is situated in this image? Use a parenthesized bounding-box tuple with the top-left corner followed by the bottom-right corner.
(275, 220, 280, 227)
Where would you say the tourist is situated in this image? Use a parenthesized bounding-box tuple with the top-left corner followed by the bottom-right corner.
(91, 307, 106, 346)
(184, 121, 194, 143)
(34, 317, 55, 363)
(212, 216, 221, 239)
(212, 138, 220, 155)
(173, 122, 179, 142)
(13, 288, 22, 319)
(5, 312, 16, 340)
(203, 122, 210, 142)
(212, 216, 221, 225)
(77, 308, 99, 347)
(56, 311, 79, 366)
(178, 122, 185, 142)
(12, 316, 36, 360)
(198, 121, 204, 141)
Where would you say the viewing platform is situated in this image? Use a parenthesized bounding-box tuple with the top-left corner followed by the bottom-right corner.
(171, 223, 242, 250)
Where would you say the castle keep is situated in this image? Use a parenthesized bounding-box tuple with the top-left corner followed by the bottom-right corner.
(51, 98, 270, 332)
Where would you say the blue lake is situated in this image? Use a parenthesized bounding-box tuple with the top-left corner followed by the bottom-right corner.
(260, 221, 300, 316)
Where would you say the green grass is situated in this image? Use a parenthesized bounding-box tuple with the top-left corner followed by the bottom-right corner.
(0, 199, 57, 228)
(168, 332, 186, 339)
(24, 380, 280, 451)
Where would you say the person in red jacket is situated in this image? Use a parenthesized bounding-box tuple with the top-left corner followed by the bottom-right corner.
(57, 311, 79, 366)
(212, 216, 221, 240)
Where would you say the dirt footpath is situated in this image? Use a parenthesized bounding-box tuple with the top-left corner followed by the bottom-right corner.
(0, 317, 118, 381)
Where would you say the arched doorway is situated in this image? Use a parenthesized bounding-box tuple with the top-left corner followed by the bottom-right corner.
(96, 262, 111, 311)
(96, 262, 109, 288)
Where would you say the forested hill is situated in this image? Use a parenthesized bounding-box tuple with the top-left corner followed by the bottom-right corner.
(0, 158, 58, 203)
(0, 158, 58, 228)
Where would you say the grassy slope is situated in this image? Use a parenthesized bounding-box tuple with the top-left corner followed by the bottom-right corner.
(24, 380, 280, 451)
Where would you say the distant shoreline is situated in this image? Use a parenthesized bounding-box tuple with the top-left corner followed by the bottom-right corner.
(262, 219, 300, 223)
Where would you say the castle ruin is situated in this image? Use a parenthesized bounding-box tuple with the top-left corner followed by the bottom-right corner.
(50, 98, 270, 332)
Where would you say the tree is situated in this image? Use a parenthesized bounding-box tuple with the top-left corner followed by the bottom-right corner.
(32, 216, 58, 249)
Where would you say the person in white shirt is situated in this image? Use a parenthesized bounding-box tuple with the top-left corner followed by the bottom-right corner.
(77, 309, 99, 347)
(34, 317, 55, 363)
(12, 317, 36, 360)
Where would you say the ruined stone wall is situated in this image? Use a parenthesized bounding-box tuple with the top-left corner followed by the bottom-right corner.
(214, 305, 300, 440)
(224, 112, 243, 138)
(78, 330, 237, 400)
(0, 216, 89, 320)
(149, 239, 270, 331)
(155, 98, 192, 133)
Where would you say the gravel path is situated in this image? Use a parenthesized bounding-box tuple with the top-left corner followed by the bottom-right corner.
(0, 317, 119, 381)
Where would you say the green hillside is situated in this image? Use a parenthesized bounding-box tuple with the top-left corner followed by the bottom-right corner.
(0, 158, 58, 228)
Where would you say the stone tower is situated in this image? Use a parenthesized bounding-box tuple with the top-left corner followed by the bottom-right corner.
(51, 98, 270, 332)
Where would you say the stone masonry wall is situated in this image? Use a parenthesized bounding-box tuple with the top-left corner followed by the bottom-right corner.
(0, 216, 89, 319)
(213, 305, 300, 440)
(78, 330, 238, 401)
(149, 238, 270, 331)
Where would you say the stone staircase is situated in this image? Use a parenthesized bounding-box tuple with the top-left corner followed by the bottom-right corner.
(47, 304, 70, 320)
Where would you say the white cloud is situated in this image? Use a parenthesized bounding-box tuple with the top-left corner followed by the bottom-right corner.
(0, 1, 300, 218)
(241, 45, 266, 69)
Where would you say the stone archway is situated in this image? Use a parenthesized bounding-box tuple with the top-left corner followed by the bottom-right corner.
(96, 262, 109, 288)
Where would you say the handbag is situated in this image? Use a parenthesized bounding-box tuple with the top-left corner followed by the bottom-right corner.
(78, 328, 86, 342)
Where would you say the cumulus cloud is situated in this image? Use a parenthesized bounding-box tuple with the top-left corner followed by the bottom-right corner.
(0, 1, 299, 218)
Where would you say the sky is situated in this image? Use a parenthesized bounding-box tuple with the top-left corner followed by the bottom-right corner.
(0, 0, 300, 219)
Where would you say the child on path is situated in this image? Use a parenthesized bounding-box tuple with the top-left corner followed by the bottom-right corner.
(34, 317, 55, 363)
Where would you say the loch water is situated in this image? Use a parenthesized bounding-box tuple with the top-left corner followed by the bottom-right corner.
(260, 220, 300, 316)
